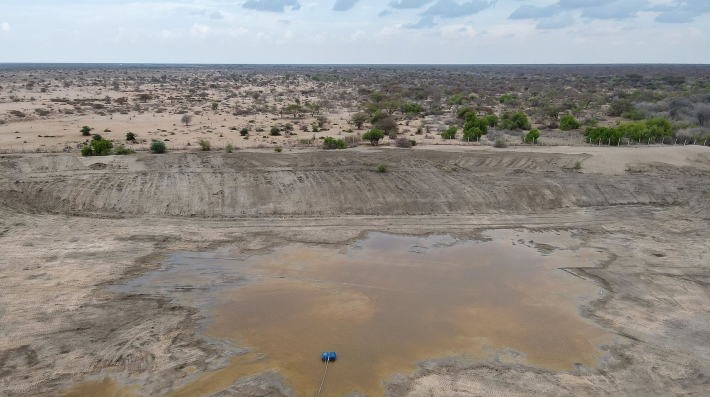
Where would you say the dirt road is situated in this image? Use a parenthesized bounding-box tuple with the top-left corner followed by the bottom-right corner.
(1, 146, 709, 396)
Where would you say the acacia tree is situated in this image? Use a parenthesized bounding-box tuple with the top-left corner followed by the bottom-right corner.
(351, 112, 368, 129)
(282, 104, 306, 118)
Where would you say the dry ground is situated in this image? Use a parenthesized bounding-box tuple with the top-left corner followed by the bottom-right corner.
(1, 145, 709, 396)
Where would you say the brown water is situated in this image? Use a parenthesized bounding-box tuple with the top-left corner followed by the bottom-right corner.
(69, 230, 614, 397)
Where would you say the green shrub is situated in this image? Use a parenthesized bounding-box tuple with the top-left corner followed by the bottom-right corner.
(484, 115, 499, 127)
(323, 136, 347, 149)
(274, 146, 283, 152)
(559, 115, 582, 131)
(270, 127, 281, 136)
(499, 94, 518, 103)
(240, 128, 249, 136)
(376, 164, 387, 173)
(113, 145, 132, 155)
(463, 127, 482, 141)
(362, 129, 385, 145)
(574, 161, 582, 170)
(441, 126, 457, 139)
(197, 139, 211, 151)
(584, 127, 625, 145)
(80, 126, 92, 136)
(501, 111, 531, 130)
(225, 143, 234, 153)
(126, 132, 136, 141)
(92, 134, 103, 141)
(523, 129, 540, 144)
(462, 112, 488, 140)
(607, 99, 634, 117)
(81, 138, 113, 156)
(616, 118, 672, 141)
(621, 109, 645, 120)
(150, 140, 166, 154)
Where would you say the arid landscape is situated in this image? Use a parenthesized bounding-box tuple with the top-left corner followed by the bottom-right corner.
(1, 65, 710, 397)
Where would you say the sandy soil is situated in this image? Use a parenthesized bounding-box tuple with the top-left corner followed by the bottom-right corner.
(1, 145, 709, 396)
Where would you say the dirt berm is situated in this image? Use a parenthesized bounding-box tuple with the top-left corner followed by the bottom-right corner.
(0, 147, 709, 397)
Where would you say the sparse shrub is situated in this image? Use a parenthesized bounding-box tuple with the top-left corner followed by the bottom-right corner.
(375, 116, 398, 135)
(113, 145, 132, 155)
(323, 136, 347, 149)
(274, 146, 283, 152)
(150, 140, 166, 154)
(343, 134, 361, 147)
(574, 161, 582, 170)
(584, 119, 599, 127)
(80, 126, 93, 136)
(622, 108, 645, 121)
(181, 114, 192, 126)
(607, 99, 634, 117)
(395, 137, 412, 148)
(362, 129, 385, 145)
(559, 115, 582, 131)
(376, 164, 387, 173)
(493, 138, 508, 148)
(197, 139, 211, 151)
(225, 143, 234, 153)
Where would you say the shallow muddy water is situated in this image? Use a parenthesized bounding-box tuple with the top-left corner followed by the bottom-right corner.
(89, 230, 615, 397)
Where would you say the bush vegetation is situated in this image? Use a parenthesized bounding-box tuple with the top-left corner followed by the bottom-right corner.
(197, 139, 211, 151)
(150, 140, 166, 153)
(559, 115, 582, 131)
(113, 145, 132, 155)
(322, 136, 347, 149)
(81, 138, 113, 156)
(501, 111, 531, 130)
(441, 126, 457, 139)
(362, 129, 385, 145)
(523, 129, 540, 143)
(584, 118, 673, 144)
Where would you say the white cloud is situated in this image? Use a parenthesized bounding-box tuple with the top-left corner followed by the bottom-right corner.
(2, 22, 10, 32)
(190, 23, 213, 40)
(350, 30, 365, 40)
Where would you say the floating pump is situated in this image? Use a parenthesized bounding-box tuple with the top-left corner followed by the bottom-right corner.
(317, 351, 337, 397)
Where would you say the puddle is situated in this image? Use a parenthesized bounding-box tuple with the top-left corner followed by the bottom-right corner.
(98, 230, 614, 397)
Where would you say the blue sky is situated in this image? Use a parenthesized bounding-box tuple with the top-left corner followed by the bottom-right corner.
(0, 0, 708, 63)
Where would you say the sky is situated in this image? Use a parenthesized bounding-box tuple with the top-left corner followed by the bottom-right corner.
(0, 0, 709, 64)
